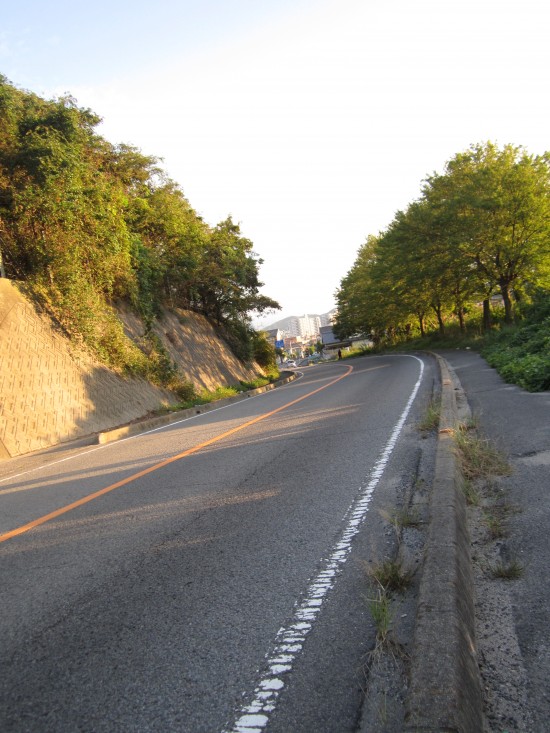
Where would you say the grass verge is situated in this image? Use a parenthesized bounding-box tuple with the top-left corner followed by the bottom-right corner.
(454, 425, 512, 481)
(161, 374, 277, 413)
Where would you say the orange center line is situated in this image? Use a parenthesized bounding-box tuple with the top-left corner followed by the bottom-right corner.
(0, 365, 353, 544)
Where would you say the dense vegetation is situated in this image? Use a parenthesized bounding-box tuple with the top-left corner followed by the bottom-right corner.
(0, 75, 280, 390)
(335, 142, 550, 390)
(480, 292, 550, 391)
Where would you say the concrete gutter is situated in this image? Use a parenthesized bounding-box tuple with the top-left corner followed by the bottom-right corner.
(405, 354, 483, 732)
(97, 371, 298, 445)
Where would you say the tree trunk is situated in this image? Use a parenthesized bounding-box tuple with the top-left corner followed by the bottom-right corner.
(482, 299, 492, 332)
(457, 307, 465, 332)
(500, 280, 514, 323)
(431, 302, 445, 336)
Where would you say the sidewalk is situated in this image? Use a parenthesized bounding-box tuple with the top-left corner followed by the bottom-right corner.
(381, 349, 550, 732)
(436, 350, 550, 732)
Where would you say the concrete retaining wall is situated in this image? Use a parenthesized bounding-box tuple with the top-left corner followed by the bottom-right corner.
(0, 280, 259, 459)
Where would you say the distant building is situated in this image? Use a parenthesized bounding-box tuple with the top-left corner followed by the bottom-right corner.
(289, 318, 301, 337)
(283, 336, 305, 357)
(264, 328, 283, 347)
(319, 325, 352, 352)
(298, 314, 322, 339)
(261, 309, 336, 340)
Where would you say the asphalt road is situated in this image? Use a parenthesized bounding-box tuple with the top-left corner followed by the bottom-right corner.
(0, 354, 436, 733)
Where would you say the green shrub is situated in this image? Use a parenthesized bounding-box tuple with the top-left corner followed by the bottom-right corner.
(497, 352, 550, 392)
(167, 379, 197, 402)
(197, 386, 239, 403)
(481, 314, 550, 392)
(252, 330, 277, 370)
(239, 377, 272, 390)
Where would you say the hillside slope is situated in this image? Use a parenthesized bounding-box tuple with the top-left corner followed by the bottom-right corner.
(0, 280, 261, 459)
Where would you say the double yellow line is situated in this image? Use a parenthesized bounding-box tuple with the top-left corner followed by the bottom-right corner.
(0, 365, 353, 545)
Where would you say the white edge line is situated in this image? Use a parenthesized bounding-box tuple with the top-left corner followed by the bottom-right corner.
(222, 355, 425, 733)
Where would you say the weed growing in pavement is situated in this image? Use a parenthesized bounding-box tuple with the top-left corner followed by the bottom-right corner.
(460, 477, 482, 506)
(417, 398, 441, 433)
(462, 413, 480, 432)
(483, 499, 523, 540)
(490, 558, 524, 580)
(455, 426, 512, 481)
(380, 506, 422, 535)
(396, 506, 422, 529)
(363, 560, 412, 651)
(361, 565, 411, 665)
(360, 559, 411, 722)
(367, 582, 393, 645)
(363, 557, 412, 594)
(482, 511, 507, 540)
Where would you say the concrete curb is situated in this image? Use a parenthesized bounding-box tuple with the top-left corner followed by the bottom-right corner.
(404, 354, 483, 732)
(97, 371, 298, 445)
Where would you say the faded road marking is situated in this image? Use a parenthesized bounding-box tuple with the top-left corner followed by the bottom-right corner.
(223, 355, 424, 733)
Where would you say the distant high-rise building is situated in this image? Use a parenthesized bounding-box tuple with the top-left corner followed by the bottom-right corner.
(297, 314, 321, 339)
(285, 317, 300, 337)
(261, 309, 336, 339)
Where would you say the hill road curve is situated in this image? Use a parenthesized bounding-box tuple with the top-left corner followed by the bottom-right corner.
(0, 354, 437, 733)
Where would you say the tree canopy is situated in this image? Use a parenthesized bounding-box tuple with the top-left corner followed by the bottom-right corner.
(335, 142, 550, 341)
(0, 75, 279, 369)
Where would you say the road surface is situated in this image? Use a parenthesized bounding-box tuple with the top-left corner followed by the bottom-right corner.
(0, 354, 436, 732)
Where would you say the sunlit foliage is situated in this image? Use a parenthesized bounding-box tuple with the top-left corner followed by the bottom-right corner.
(335, 143, 550, 342)
(0, 76, 279, 375)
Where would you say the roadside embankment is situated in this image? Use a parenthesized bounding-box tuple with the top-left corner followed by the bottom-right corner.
(0, 279, 265, 459)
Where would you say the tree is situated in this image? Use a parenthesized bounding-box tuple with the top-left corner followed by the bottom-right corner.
(424, 143, 550, 323)
(252, 331, 277, 371)
(388, 198, 480, 335)
(337, 142, 550, 343)
(196, 216, 279, 324)
(334, 235, 380, 338)
(125, 176, 208, 322)
(0, 77, 280, 369)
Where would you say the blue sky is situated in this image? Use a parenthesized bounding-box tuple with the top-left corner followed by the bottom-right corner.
(2, 0, 549, 323)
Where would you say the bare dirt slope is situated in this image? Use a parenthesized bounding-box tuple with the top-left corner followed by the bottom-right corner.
(0, 280, 261, 459)
(117, 302, 260, 392)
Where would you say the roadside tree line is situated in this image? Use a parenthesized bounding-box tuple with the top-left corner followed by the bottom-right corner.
(0, 76, 279, 375)
(334, 142, 550, 342)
